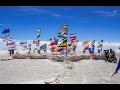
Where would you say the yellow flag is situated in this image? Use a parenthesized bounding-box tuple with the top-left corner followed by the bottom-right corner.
(58, 40, 67, 47)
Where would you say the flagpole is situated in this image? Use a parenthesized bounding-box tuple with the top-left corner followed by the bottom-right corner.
(66, 28, 68, 63)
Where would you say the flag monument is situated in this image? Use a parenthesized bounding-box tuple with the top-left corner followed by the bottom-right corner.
(33, 28, 41, 53)
(58, 24, 68, 62)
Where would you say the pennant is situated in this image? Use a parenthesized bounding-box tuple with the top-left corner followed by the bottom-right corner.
(58, 40, 67, 47)
(2, 29, 10, 34)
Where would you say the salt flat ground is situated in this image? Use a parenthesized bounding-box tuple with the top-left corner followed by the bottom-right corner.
(0, 54, 120, 84)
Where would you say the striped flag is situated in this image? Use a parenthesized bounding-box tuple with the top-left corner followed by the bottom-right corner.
(7, 41, 15, 47)
(70, 34, 76, 39)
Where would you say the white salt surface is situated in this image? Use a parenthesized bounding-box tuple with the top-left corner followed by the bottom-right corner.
(0, 50, 120, 84)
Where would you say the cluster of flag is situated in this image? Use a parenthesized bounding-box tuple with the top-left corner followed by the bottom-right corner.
(82, 40, 104, 55)
(57, 24, 68, 55)
(49, 38, 58, 52)
(1, 28, 16, 50)
(33, 28, 40, 46)
(1, 29, 12, 42)
(68, 33, 78, 53)
(19, 41, 27, 50)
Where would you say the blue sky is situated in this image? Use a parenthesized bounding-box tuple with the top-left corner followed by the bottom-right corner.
(0, 6, 120, 42)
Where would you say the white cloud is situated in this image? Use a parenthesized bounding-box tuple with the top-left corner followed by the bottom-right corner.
(51, 13, 61, 17)
(19, 6, 51, 14)
(18, 6, 73, 19)
(93, 10, 119, 16)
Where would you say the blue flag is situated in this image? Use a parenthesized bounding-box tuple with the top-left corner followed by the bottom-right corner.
(40, 44, 47, 50)
(20, 41, 27, 45)
(2, 29, 10, 34)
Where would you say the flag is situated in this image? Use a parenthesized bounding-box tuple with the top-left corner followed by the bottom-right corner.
(40, 44, 47, 50)
(2, 29, 10, 34)
(50, 42, 58, 46)
(7, 41, 15, 47)
(98, 40, 103, 48)
(58, 40, 67, 47)
(20, 41, 27, 45)
(91, 40, 95, 45)
(57, 48, 64, 52)
(33, 39, 40, 44)
(37, 34, 40, 39)
(70, 34, 76, 39)
(70, 38, 78, 43)
(84, 45, 89, 50)
(111, 59, 120, 77)
(57, 32, 67, 38)
(82, 40, 89, 46)
(60, 24, 68, 30)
